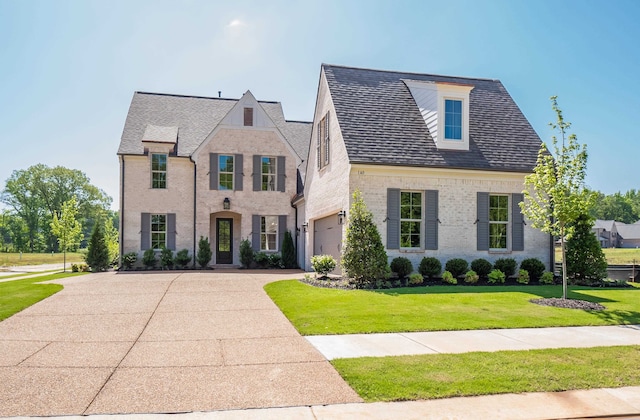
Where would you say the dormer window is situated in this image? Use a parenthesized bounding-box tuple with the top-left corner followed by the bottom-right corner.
(444, 99, 462, 140)
(244, 107, 253, 126)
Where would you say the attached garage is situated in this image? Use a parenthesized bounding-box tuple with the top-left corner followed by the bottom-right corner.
(313, 214, 343, 272)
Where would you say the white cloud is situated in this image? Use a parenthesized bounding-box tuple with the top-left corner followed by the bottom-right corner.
(227, 19, 244, 28)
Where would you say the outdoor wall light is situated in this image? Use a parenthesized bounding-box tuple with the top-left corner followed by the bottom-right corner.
(302, 222, 309, 232)
(223, 197, 231, 210)
(338, 210, 346, 225)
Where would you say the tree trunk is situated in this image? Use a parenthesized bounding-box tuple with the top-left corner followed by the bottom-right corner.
(560, 224, 568, 299)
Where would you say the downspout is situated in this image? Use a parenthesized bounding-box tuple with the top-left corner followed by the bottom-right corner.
(119, 156, 125, 268)
(191, 156, 197, 268)
(291, 200, 298, 267)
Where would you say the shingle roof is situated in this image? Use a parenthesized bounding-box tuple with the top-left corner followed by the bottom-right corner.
(615, 222, 640, 240)
(323, 64, 543, 172)
(594, 220, 616, 230)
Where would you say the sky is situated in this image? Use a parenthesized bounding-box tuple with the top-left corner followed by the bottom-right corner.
(1, 0, 639, 211)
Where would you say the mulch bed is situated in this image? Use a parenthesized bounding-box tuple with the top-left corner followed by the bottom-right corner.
(530, 297, 605, 311)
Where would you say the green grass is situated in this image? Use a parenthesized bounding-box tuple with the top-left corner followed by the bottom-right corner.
(332, 346, 640, 402)
(0, 272, 86, 321)
(0, 252, 85, 267)
(265, 280, 640, 335)
(556, 247, 640, 264)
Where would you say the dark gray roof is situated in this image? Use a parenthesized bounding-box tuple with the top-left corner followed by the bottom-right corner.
(615, 222, 640, 240)
(323, 64, 543, 172)
(118, 92, 311, 160)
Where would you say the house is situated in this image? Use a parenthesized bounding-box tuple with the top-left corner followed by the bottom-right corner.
(593, 220, 619, 248)
(117, 91, 311, 267)
(614, 222, 640, 248)
(301, 64, 552, 272)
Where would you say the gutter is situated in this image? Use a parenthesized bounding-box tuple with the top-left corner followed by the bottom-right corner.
(119, 157, 125, 268)
(191, 156, 197, 268)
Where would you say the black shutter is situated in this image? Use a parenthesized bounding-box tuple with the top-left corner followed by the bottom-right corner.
(387, 189, 400, 249)
(278, 215, 287, 250)
(477, 192, 489, 251)
(277, 156, 285, 192)
(252, 215, 260, 251)
(253, 155, 261, 191)
(141, 213, 150, 250)
(209, 153, 218, 190)
(234, 154, 243, 191)
(425, 190, 438, 250)
(167, 213, 176, 251)
(512, 193, 524, 251)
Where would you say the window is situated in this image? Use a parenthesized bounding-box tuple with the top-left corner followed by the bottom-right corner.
(151, 154, 167, 188)
(400, 191, 422, 248)
(444, 99, 462, 140)
(317, 112, 330, 169)
(261, 156, 276, 191)
(260, 216, 278, 251)
(151, 214, 166, 250)
(244, 107, 253, 126)
(218, 155, 234, 190)
(489, 195, 509, 250)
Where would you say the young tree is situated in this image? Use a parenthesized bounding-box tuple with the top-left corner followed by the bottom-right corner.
(520, 96, 595, 299)
(50, 197, 83, 272)
(341, 190, 388, 287)
(86, 221, 110, 272)
(281, 230, 296, 268)
(196, 236, 212, 268)
(565, 213, 608, 285)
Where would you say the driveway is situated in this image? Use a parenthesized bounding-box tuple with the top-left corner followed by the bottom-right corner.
(0, 271, 361, 417)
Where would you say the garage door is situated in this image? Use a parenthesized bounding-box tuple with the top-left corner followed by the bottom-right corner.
(313, 214, 343, 272)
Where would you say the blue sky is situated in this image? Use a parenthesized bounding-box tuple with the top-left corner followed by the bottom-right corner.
(1, 0, 638, 210)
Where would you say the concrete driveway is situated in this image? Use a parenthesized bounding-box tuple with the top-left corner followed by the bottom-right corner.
(0, 271, 361, 417)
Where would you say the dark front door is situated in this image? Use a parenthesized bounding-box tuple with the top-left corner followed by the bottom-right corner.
(216, 218, 233, 264)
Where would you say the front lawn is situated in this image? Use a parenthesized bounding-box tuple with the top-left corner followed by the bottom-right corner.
(264, 280, 640, 335)
(332, 346, 640, 401)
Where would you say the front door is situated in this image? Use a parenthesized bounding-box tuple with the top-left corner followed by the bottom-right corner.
(216, 218, 233, 264)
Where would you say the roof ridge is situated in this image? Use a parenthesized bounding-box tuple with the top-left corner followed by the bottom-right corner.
(134, 91, 281, 104)
(321, 63, 500, 83)
(285, 119, 312, 124)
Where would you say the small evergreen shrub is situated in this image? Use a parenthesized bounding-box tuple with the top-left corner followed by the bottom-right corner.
(445, 258, 468, 278)
(254, 252, 269, 268)
(540, 271, 555, 285)
(566, 213, 608, 284)
(160, 247, 174, 269)
(494, 258, 517, 277)
(464, 270, 479, 284)
(281, 230, 296, 268)
(471, 258, 492, 278)
(488, 269, 506, 284)
(71, 263, 80, 272)
(239, 239, 254, 268)
(142, 249, 157, 269)
(517, 269, 530, 284)
(311, 254, 337, 277)
(419, 257, 442, 279)
(519, 258, 545, 281)
(86, 222, 110, 272)
(408, 272, 423, 285)
(268, 253, 284, 268)
(196, 236, 212, 268)
(390, 257, 413, 279)
(174, 249, 191, 269)
(122, 252, 138, 270)
(442, 270, 457, 285)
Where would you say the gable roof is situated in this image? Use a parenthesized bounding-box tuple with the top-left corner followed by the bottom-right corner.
(323, 64, 543, 172)
(118, 92, 311, 160)
(594, 220, 616, 231)
(615, 222, 640, 240)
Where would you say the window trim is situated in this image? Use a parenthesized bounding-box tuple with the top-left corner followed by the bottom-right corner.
(261, 156, 276, 191)
(317, 112, 330, 169)
(444, 98, 463, 140)
(151, 153, 167, 189)
(260, 215, 278, 251)
(489, 194, 510, 251)
(218, 154, 234, 191)
(400, 191, 423, 249)
(150, 214, 167, 250)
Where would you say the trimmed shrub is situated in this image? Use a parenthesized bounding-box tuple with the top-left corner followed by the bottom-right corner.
(445, 258, 468, 278)
(517, 269, 530, 284)
(196, 236, 212, 268)
(471, 258, 492, 278)
(390, 257, 413, 279)
(540, 271, 555, 285)
(142, 249, 157, 269)
(464, 270, 479, 284)
(71, 263, 80, 272)
(311, 254, 337, 277)
(86, 222, 110, 272)
(494, 258, 517, 277)
(408, 272, 424, 285)
(442, 270, 457, 285)
(488, 269, 506, 284)
(160, 247, 174, 269)
(122, 252, 138, 270)
(281, 230, 296, 268)
(520, 258, 545, 282)
(175, 249, 191, 269)
(419, 257, 442, 279)
(239, 239, 254, 269)
(254, 252, 269, 268)
(268, 253, 284, 268)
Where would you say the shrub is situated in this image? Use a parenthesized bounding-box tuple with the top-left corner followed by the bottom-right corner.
(494, 258, 517, 277)
(196, 236, 212, 268)
(408, 272, 423, 285)
(488, 269, 506, 284)
(239, 239, 254, 268)
(281, 230, 296, 268)
(464, 270, 479, 284)
(254, 252, 269, 268)
(540, 271, 555, 285)
(268, 253, 284, 268)
(471, 258, 492, 278)
(174, 249, 191, 269)
(445, 258, 468, 278)
(390, 257, 413, 279)
(419, 257, 442, 279)
(517, 269, 530, 284)
(520, 258, 545, 281)
(160, 247, 174, 270)
(71, 263, 80, 272)
(122, 252, 138, 270)
(142, 249, 157, 269)
(86, 222, 110, 272)
(442, 270, 457, 285)
(311, 254, 337, 277)
(566, 213, 608, 284)
(80, 264, 90, 272)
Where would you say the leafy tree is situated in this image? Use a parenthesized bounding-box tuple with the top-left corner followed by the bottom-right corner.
(520, 97, 595, 299)
(103, 216, 119, 266)
(196, 236, 212, 268)
(565, 213, 608, 285)
(85, 220, 110, 272)
(590, 192, 637, 223)
(50, 197, 83, 272)
(281, 230, 296, 268)
(341, 190, 388, 287)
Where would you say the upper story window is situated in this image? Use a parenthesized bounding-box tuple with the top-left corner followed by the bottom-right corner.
(400, 191, 422, 248)
(151, 214, 166, 250)
(244, 107, 254, 126)
(261, 156, 276, 191)
(218, 155, 234, 190)
(317, 112, 330, 169)
(444, 99, 462, 140)
(489, 195, 509, 250)
(260, 215, 278, 251)
(151, 154, 167, 189)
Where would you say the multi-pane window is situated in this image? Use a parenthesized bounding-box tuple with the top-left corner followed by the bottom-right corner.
(444, 99, 462, 140)
(400, 191, 422, 248)
(151, 214, 167, 250)
(317, 112, 330, 169)
(218, 155, 234, 190)
(261, 156, 276, 191)
(151, 154, 167, 188)
(260, 216, 278, 251)
(489, 195, 509, 249)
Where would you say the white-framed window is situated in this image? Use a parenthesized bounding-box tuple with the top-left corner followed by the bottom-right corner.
(444, 99, 462, 140)
(151, 214, 167, 250)
(218, 155, 234, 190)
(400, 191, 422, 248)
(261, 156, 276, 191)
(151, 154, 167, 189)
(489, 195, 509, 250)
(260, 216, 278, 251)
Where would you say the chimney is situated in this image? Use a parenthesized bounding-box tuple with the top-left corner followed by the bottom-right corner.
(218, 91, 221, 98)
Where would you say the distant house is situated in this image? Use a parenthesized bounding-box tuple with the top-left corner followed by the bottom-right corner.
(593, 220, 619, 248)
(615, 222, 640, 248)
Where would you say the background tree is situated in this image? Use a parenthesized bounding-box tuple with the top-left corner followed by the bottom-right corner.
(590, 191, 638, 223)
(341, 190, 389, 287)
(520, 96, 595, 299)
(103, 216, 119, 266)
(86, 221, 110, 272)
(50, 197, 83, 272)
(565, 213, 608, 285)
